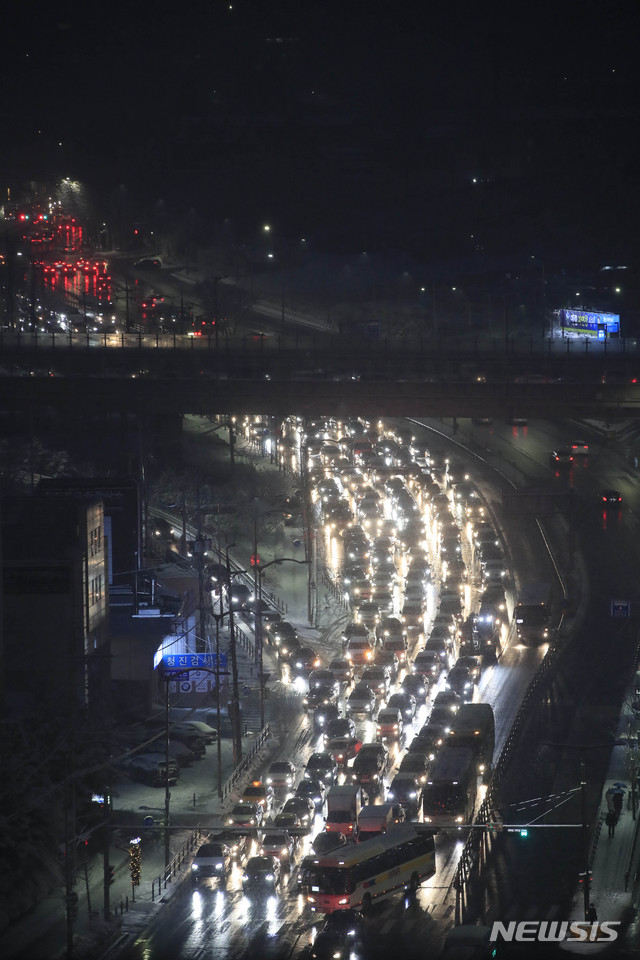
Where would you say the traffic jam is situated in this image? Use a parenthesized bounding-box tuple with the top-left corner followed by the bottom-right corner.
(191, 417, 507, 936)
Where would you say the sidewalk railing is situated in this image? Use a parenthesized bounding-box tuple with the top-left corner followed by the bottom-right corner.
(219, 723, 271, 803)
(150, 827, 204, 901)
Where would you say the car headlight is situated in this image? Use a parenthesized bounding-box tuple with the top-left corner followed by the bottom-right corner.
(192, 863, 199, 871)
(266, 874, 275, 882)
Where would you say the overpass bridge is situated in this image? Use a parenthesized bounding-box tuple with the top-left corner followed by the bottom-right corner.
(1, 329, 640, 420)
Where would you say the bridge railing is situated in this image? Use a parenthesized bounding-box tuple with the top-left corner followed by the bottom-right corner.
(1, 327, 639, 359)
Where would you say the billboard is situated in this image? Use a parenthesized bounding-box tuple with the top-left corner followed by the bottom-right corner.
(555, 309, 620, 339)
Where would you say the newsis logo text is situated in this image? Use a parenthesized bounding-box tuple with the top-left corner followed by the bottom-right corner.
(490, 920, 621, 943)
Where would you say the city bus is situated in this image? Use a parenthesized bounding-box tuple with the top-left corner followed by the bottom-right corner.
(306, 822, 436, 914)
(515, 581, 552, 644)
(422, 746, 477, 826)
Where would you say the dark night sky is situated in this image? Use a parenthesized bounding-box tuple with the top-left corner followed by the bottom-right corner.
(2, 1, 640, 261)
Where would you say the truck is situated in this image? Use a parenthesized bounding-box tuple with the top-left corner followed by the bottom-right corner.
(515, 581, 552, 644)
(448, 702, 495, 779)
(356, 803, 396, 842)
(324, 784, 363, 839)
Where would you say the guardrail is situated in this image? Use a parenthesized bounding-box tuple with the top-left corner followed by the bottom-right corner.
(150, 827, 204, 901)
(219, 723, 271, 803)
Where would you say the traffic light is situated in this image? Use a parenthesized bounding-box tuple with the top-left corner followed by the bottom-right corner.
(519, 829, 529, 838)
(108, 864, 115, 886)
(250, 554, 260, 566)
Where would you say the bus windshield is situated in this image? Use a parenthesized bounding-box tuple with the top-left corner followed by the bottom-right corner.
(423, 784, 466, 815)
(309, 867, 351, 895)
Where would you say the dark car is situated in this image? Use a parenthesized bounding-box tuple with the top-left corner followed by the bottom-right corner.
(386, 773, 422, 818)
(328, 657, 355, 684)
(291, 646, 322, 676)
(209, 829, 249, 864)
(601, 489, 623, 508)
(351, 742, 388, 795)
(398, 750, 431, 785)
(280, 795, 316, 828)
(271, 620, 298, 646)
(400, 673, 429, 704)
(412, 722, 447, 761)
(296, 777, 328, 811)
(303, 682, 339, 712)
(374, 648, 400, 679)
(429, 691, 461, 732)
(413, 650, 445, 679)
(346, 682, 377, 717)
(324, 716, 357, 741)
(311, 930, 351, 960)
(305, 751, 339, 785)
(313, 701, 341, 732)
(387, 690, 417, 722)
(242, 855, 281, 891)
(550, 447, 574, 466)
(360, 664, 392, 699)
(312, 831, 348, 855)
(445, 664, 474, 700)
(308, 670, 340, 696)
(321, 908, 366, 941)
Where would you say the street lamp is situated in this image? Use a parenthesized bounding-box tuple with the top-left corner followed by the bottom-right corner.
(253, 557, 310, 728)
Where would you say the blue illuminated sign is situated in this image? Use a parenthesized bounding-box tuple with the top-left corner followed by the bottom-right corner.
(158, 653, 227, 674)
(560, 309, 620, 338)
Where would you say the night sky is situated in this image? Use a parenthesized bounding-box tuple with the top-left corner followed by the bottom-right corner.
(2, 1, 640, 261)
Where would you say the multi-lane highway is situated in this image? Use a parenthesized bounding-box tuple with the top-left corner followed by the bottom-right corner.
(108, 410, 640, 960)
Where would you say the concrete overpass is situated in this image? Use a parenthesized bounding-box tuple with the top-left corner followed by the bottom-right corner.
(1, 330, 640, 420)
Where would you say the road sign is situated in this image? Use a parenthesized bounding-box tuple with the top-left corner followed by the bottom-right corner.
(611, 599, 631, 618)
(158, 653, 227, 675)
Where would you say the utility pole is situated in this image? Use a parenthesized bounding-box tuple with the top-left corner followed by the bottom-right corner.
(225, 545, 242, 765)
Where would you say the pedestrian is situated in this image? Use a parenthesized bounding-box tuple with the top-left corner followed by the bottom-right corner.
(588, 903, 598, 923)
(606, 809, 617, 837)
(613, 791, 623, 818)
(605, 789, 616, 814)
